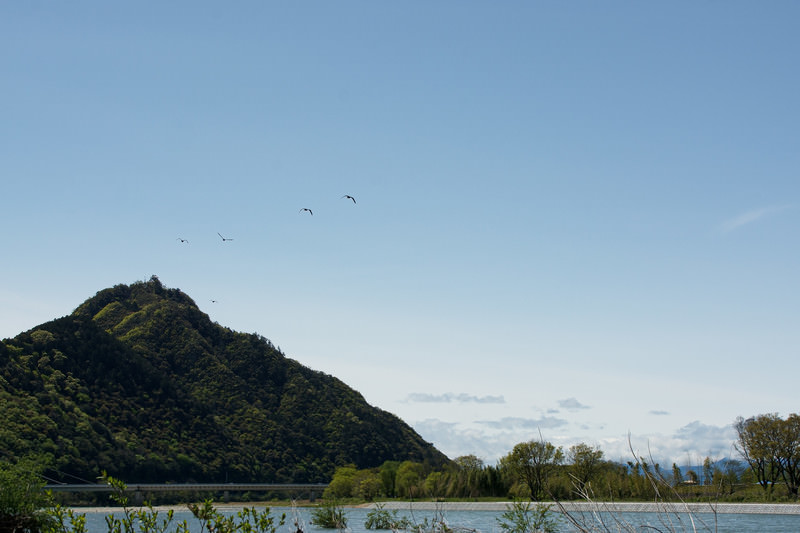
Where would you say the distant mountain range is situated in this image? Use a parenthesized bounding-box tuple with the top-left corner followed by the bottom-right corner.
(0, 277, 448, 483)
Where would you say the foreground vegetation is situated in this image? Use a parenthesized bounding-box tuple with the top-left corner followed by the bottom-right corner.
(3, 455, 799, 533)
(0, 463, 288, 533)
(0, 465, 561, 533)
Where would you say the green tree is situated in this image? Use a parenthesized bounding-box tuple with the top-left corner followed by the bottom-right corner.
(777, 413, 800, 497)
(353, 470, 382, 500)
(378, 461, 399, 498)
(567, 443, 603, 491)
(324, 465, 357, 499)
(702, 457, 713, 486)
(719, 459, 744, 495)
(423, 471, 445, 498)
(671, 463, 683, 487)
(448, 455, 488, 498)
(735, 414, 783, 495)
(501, 440, 564, 501)
(453, 455, 484, 471)
(395, 461, 425, 498)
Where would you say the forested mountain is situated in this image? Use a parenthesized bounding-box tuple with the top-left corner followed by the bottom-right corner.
(0, 277, 448, 483)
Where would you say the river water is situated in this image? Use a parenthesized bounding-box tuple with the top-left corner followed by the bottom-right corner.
(78, 504, 800, 533)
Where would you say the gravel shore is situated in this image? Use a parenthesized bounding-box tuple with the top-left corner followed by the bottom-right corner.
(73, 501, 800, 516)
(366, 501, 800, 515)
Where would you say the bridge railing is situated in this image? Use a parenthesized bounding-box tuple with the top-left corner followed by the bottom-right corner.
(45, 483, 329, 504)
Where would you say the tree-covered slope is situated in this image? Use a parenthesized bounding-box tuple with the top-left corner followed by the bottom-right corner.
(0, 277, 448, 483)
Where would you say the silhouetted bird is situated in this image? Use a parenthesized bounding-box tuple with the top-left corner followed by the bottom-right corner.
(176, 238, 189, 243)
(342, 195, 356, 204)
(299, 208, 313, 215)
(218, 232, 234, 241)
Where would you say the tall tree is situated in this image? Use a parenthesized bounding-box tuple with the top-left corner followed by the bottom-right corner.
(501, 440, 563, 500)
(778, 414, 800, 497)
(567, 443, 603, 491)
(735, 414, 783, 494)
(395, 461, 425, 498)
(671, 463, 683, 487)
(702, 457, 714, 486)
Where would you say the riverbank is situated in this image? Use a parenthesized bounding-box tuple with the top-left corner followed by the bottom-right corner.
(368, 501, 800, 515)
(71, 501, 800, 516)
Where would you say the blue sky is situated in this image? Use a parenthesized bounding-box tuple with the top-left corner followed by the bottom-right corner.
(2, 2, 799, 466)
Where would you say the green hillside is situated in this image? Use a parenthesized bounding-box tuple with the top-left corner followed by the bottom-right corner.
(0, 277, 448, 483)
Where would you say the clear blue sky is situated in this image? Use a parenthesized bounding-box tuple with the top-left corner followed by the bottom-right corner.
(2, 2, 799, 465)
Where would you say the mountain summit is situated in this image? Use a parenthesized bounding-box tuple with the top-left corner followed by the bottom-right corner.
(0, 277, 448, 483)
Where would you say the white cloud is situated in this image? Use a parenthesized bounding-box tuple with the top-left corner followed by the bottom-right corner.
(558, 397, 591, 411)
(673, 421, 738, 457)
(404, 392, 505, 404)
(718, 205, 793, 233)
(477, 416, 569, 430)
(600, 422, 739, 465)
(413, 419, 514, 463)
(412, 416, 571, 463)
(412, 417, 739, 466)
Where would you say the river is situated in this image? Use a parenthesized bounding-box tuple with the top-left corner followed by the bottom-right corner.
(76, 502, 800, 533)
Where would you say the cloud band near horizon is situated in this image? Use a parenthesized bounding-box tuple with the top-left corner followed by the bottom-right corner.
(405, 392, 505, 404)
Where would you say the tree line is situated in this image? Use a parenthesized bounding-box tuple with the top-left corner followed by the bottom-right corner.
(324, 414, 800, 503)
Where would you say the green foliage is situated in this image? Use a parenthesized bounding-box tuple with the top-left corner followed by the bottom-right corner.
(0, 279, 449, 485)
(363, 504, 411, 530)
(567, 443, 603, 491)
(100, 473, 190, 533)
(378, 461, 399, 497)
(17, 476, 284, 533)
(46, 473, 286, 533)
(44, 506, 88, 533)
(353, 470, 383, 500)
(395, 461, 426, 498)
(309, 501, 347, 529)
(735, 413, 800, 498)
(500, 441, 564, 501)
(187, 500, 285, 533)
(423, 471, 445, 497)
(324, 466, 358, 499)
(496, 501, 560, 533)
(0, 458, 55, 533)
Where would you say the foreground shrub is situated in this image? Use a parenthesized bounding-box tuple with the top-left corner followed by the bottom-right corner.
(51, 473, 284, 533)
(496, 500, 559, 533)
(188, 500, 285, 533)
(364, 503, 411, 530)
(0, 458, 55, 533)
(310, 501, 347, 529)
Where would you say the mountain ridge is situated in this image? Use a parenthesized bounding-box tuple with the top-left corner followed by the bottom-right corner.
(0, 277, 449, 483)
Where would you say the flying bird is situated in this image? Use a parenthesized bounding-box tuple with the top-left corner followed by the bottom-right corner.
(176, 238, 189, 244)
(217, 232, 234, 241)
(299, 208, 313, 215)
(341, 195, 356, 204)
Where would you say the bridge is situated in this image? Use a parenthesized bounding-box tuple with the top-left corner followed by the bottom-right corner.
(45, 483, 329, 505)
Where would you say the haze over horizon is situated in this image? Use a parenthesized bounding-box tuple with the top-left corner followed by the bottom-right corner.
(2, 2, 798, 466)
